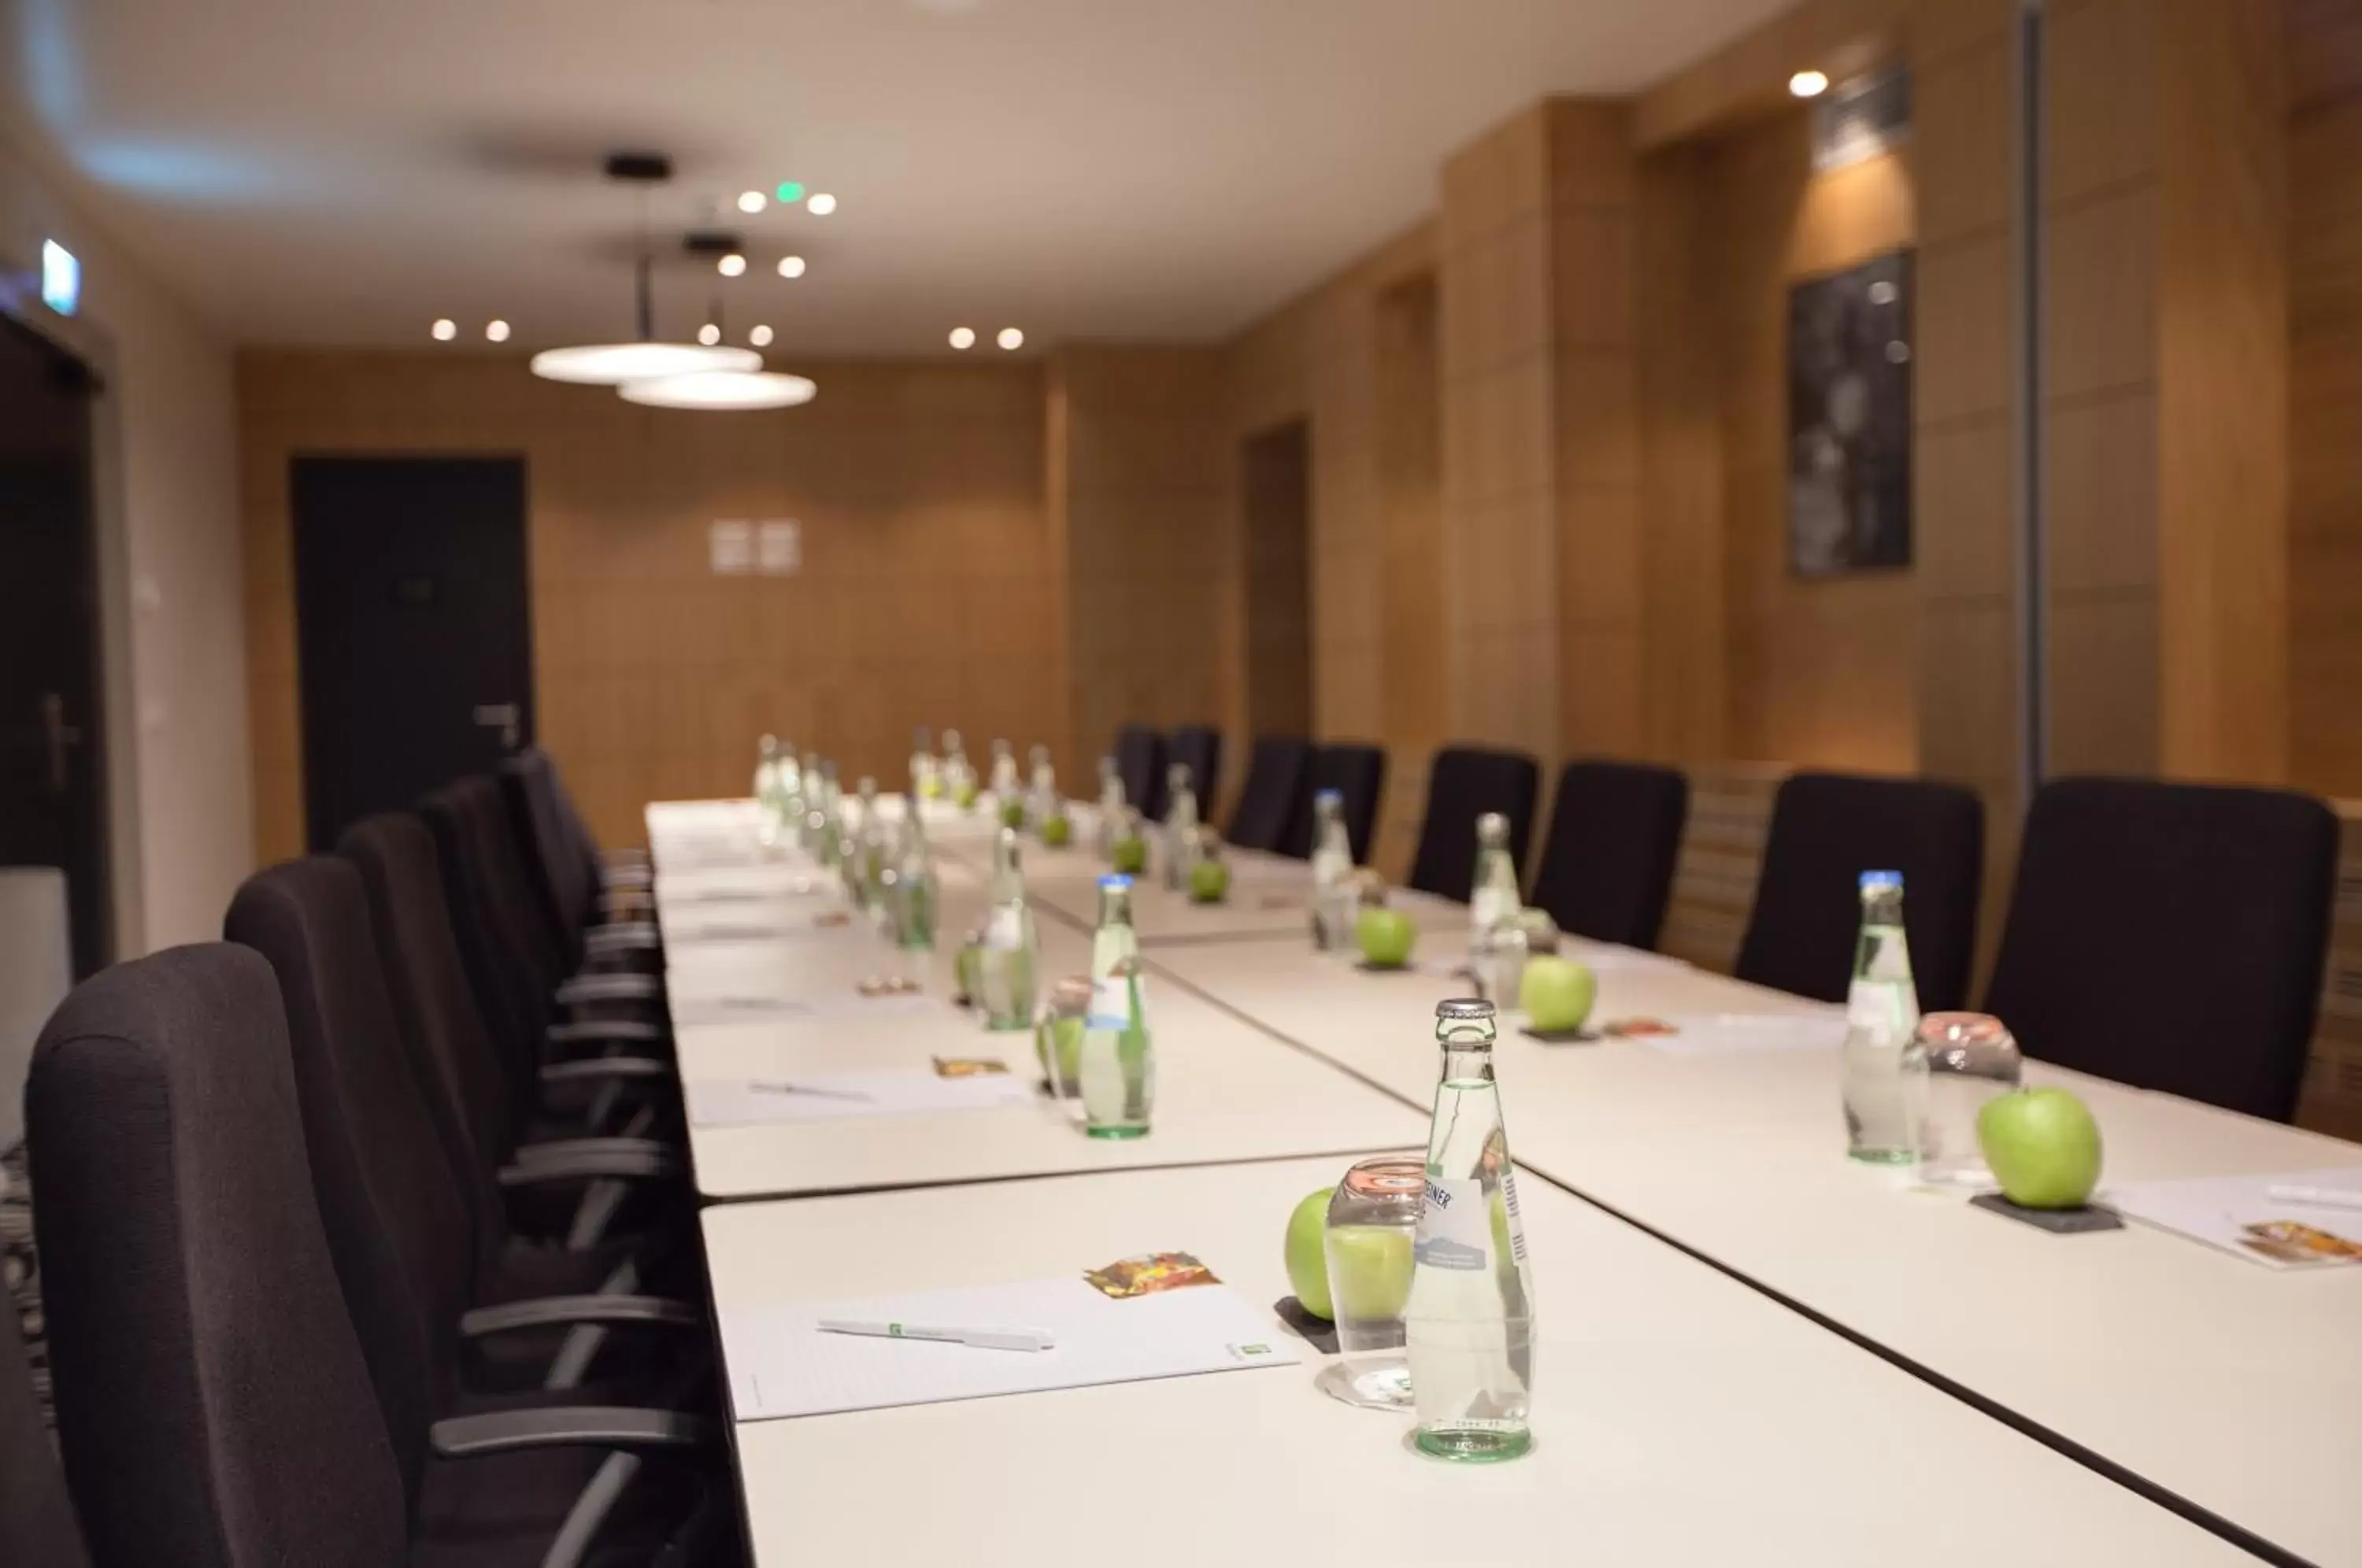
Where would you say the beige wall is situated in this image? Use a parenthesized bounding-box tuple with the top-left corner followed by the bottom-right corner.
(239, 353, 1055, 858)
(0, 124, 250, 954)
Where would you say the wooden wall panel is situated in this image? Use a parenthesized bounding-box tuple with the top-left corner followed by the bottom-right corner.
(239, 353, 1054, 857)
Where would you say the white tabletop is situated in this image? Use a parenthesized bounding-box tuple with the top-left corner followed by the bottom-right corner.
(702, 1157, 2253, 1568)
(1144, 936, 2362, 1567)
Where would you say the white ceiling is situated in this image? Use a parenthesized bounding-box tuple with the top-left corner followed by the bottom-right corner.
(3, 0, 1792, 356)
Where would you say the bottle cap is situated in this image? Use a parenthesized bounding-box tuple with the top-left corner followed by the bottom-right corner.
(1859, 869, 1904, 892)
(1098, 873, 1134, 892)
(1316, 789, 1342, 805)
(1436, 997, 1494, 1022)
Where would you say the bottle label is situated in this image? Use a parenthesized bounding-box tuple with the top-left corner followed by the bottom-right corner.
(1085, 974, 1139, 1031)
(1413, 1178, 1494, 1271)
(1503, 1171, 1528, 1267)
(986, 906, 1026, 950)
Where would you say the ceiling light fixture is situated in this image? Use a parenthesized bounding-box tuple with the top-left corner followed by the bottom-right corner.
(949, 327, 976, 349)
(1789, 68, 1830, 98)
(620, 371, 817, 411)
(697, 322, 722, 346)
(718, 253, 747, 278)
(737, 190, 766, 214)
(778, 255, 807, 279)
(531, 154, 761, 386)
(806, 193, 838, 216)
(431, 318, 457, 342)
(486, 319, 512, 342)
(997, 327, 1024, 350)
(750, 324, 775, 347)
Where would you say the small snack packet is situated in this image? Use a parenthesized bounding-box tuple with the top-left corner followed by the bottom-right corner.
(1600, 1016, 1677, 1038)
(1083, 1251, 1220, 1299)
(932, 1056, 1009, 1078)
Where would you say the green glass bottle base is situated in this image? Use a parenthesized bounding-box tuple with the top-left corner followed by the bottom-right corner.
(1085, 1124, 1150, 1141)
(1847, 1148, 1917, 1167)
(1414, 1426, 1532, 1463)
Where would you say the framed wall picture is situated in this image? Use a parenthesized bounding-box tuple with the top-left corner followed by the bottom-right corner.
(1787, 248, 1913, 575)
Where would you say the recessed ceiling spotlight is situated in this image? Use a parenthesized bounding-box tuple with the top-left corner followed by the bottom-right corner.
(949, 327, 976, 349)
(997, 327, 1024, 351)
(486, 319, 512, 343)
(1789, 68, 1830, 98)
(697, 323, 722, 346)
(806, 193, 838, 216)
(431, 318, 457, 342)
(778, 255, 807, 279)
(750, 324, 775, 347)
(737, 190, 767, 214)
(718, 253, 747, 278)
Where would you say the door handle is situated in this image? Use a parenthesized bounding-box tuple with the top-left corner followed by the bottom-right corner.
(39, 693, 82, 794)
(472, 703, 521, 750)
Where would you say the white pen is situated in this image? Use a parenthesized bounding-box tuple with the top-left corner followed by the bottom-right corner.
(750, 1080, 875, 1101)
(817, 1319, 1056, 1352)
(2264, 1184, 2362, 1211)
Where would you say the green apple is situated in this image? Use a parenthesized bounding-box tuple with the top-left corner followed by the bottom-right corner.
(1519, 956, 1596, 1032)
(1356, 906, 1416, 968)
(954, 781, 980, 812)
(1033, 1012, 1085, 1085)
(1110, 836, 1148, 875)
(1040, 814, 1072, 848)
(999, 799, 1027, 830)
(1324, 1224, 1412, 1321)
(1283, 1189, 1335, 1320)
(1187, 858, 1231, 904)
(1977, 1087, 2104, 1209)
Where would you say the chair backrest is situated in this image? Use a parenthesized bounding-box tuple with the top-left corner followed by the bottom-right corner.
(1734, 771, 1985, 1011)
(502, 747, 595, 967)
(225, 859, 478, 1500)
(1528, 760, 1690, 950)
(1168, 727, 1224, 819)
(1407, 746, 1542, 902)
(339, 812, 522, 1178)
(28, 946, 406, 1568)
(1226, 737, 1310, 852)
(1113, 726, 1168, 823)
(421, 776, 560, 1096)
(1983, 777, 2337, 1122)
(0, 1290, 87, 1568)
(1282, 743, 1387, 862)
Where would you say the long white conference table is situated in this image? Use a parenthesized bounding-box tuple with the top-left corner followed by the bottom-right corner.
(646, 798, 2360, 1567)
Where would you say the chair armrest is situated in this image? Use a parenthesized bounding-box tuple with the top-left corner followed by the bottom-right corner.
(541, 1058, 672, 1086)
(429, 1407, 713, 1460)
(557, 972, 662, 1004)
(514, 1136, 672, 1167)
(547, 1019, 668, 1047)
(584, 923, 661, 952)
(459, 1293, 699, 1338)
(498, 1147, 679, 1185)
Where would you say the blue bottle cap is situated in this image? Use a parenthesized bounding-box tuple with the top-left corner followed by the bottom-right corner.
(1859, 870, 1904, 892)
(1098, 873, 1134, 892)
(1316, 789, 1342, 805)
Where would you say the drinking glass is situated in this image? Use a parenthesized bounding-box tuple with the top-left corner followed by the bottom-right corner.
(1034, 974, 1093, 1119)
(1913, 1012, 2022, 1185)
(1314, 1154, 1425, 1410)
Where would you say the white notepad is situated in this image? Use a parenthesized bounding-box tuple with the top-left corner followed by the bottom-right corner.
(722, 1277, 1298, 1422)
(1635, 1011, 1847, 1056)
(663, 917, 870, 946)
(2106, 1169, 2362, 1270)
(668, 991, 939, 1028)
(688, 1070, 1036, 1127)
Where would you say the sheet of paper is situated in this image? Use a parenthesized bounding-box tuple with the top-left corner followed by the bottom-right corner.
(2105, 1169, 2362, 1270)
(688, 1069, 1036, 1128)
(669, 990, 939, 1028)
(721, 1276, 1297, 1422)
(663, 916, 871, 947)
(1631, 1011, 1847, 1057)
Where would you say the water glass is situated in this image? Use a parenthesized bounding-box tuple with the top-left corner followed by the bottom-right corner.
(1315, 1154, 1425, 1410)
(1034, 974, 1092, 1112)
(1474, 922, 1528, 1010)
(1913, 1012, 2023, 1185)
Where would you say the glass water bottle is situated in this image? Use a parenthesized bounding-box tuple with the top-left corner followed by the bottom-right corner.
(979, 827, 1041, 1030)
(1161, 764, 1199, 891)
(1309, 790, 1357, 950)
(1078, 875, 1153, 1138)
(1841, 871, 1926, 1164)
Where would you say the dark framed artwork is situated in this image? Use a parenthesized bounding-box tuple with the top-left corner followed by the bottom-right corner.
(1787, 248, 1912, 575)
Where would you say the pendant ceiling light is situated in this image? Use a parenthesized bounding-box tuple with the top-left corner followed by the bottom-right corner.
(619, 370, 818, 411)
(530, 153, 761, 386)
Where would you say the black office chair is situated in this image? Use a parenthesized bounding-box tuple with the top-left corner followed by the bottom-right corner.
(28, 945, 717, 1566)
(1227, 737, 1311, 853)
(1168, 727, 1224, 820)
(0, 1300, 86, 1568)
(1734, 771, 1985, 1012)
(1281, 742, 1387, 862)
(1113, 726, 1168, 823)
(1983, 777, 2338, 1122)
(1406, 746, 1542, 903)
(1528, 760, 1689, 950)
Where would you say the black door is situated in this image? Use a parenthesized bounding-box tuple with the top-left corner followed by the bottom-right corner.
(0, 316, 107, 975)
(292, 457, 533, 852)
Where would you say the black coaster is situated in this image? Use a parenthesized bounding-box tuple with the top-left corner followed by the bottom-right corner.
(1969, 1193, 2123, 1233)
(1518, 1024, 1599, 1045)
(1353, 959, 1418, 974)
(1272, 1296, 1339, 1354)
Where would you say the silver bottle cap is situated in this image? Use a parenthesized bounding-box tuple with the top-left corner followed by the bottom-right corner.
(1436, 997, 1494, 1022)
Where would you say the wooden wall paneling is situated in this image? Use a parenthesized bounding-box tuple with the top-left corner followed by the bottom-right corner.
(1375, 275, 1446, 875)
